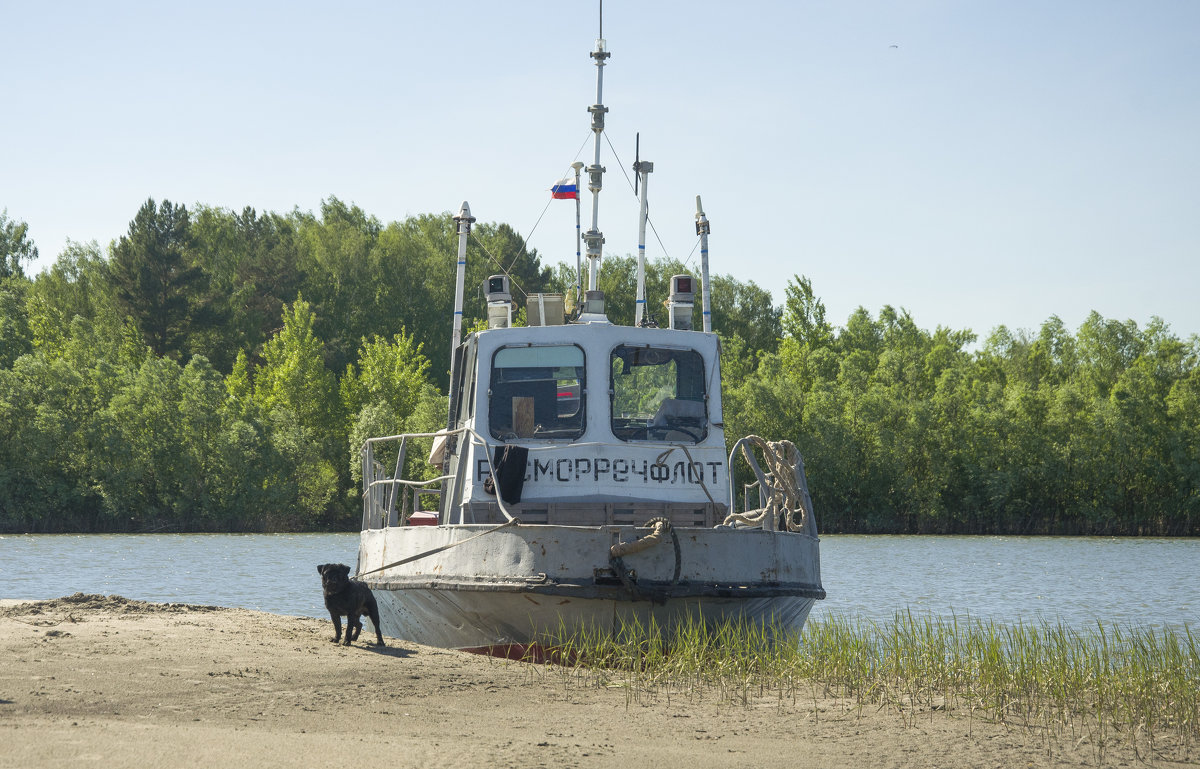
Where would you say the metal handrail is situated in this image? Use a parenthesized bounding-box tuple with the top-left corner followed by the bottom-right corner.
(361, 426, 523, 527)
(365, 474, 454, 491)
(362, 429, 464, 529)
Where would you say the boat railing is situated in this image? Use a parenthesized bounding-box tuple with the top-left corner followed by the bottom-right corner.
(725, 435, 819, 537)
(362, 426, 530, 528)
(361, 429, 463, 529)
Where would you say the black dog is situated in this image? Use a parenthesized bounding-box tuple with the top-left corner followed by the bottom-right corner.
(317, 563, 385, 647)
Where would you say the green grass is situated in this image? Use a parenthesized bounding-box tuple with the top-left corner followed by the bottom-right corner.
(521, 611, 1199, 758)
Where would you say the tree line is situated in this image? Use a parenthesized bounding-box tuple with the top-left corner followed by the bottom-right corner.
(723, 278, 1200, 535)
(1, 203, 1197, 534)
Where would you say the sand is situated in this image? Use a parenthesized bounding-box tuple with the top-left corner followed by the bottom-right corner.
(0, 594, 1188, 768)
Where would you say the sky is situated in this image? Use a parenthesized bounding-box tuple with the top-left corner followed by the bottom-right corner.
(5, 1, 1199, 341)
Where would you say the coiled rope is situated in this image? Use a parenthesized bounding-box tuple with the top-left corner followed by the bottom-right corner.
(724, 435, 810, 533)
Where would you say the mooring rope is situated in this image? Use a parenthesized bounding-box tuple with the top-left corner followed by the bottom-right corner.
(607, 516, 682, 603)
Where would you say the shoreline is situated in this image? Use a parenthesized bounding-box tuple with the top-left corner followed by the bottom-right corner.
(0, 594, 1189, 768)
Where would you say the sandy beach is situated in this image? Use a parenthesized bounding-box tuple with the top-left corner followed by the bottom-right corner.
(0, 594, 1187, 768)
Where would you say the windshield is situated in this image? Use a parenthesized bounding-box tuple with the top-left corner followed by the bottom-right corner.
(610, 345, 707, 443)
(489, 345, 585, 440)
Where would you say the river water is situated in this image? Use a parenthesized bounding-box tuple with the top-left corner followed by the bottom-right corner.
(1, 533, 1195, 630)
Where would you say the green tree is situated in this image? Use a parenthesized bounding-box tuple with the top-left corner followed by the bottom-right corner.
(109, 198, 220, 359)
(0, 278, 31, 368)
(24, 241, 111, 355)
(1, 210, 38, 280)
(709, 275, 781, 358)
(342, 330, 446, 490)
(341, 330, 433, 424)
(1167, 361, 1200, 534)
(189, 205, 302, 372)
(1076, 311, 1146, 399)
(90, 356, 188, 530)
(782, 275, 833, 348)
(253, 297, 343, 525)
(292, 197, 382, 374)
(264, 408, 340, 529)
(255, 297, 340, 440)
(225, 349, 255, 412)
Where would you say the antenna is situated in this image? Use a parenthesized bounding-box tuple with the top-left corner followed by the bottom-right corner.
(633, 133, 640, 195)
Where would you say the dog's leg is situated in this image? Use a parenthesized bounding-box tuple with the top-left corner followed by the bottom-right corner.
(367, 597, 386, 646)
(329, 612, 343, 644)
(345, 615, 361, 645)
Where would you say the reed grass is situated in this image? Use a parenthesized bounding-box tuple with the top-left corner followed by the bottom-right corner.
(525, 611, 1199, 759)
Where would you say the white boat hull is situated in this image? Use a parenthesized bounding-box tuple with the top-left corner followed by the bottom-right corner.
(357, 524, 823, 650)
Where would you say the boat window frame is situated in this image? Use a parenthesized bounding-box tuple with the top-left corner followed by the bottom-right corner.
(487, 342, 587, 441)
(448, 336, 478, 428)
(608, 343, 709, 444)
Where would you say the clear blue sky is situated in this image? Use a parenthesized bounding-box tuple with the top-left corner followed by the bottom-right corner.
(5, 1, 1198, 341)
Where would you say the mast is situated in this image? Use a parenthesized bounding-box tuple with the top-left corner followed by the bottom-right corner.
(696, 196, 712, 333)
(635, 148, 653, 326)
(582, 36, 609, 292)
(450, 201, 474, 369)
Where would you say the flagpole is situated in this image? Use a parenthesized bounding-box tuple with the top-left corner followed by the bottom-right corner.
(572, 161, 584, 311)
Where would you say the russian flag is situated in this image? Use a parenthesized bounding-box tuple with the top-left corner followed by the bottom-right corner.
(550, 177, 578, 200)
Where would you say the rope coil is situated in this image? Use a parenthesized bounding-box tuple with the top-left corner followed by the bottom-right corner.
(724, 435, 810, 533)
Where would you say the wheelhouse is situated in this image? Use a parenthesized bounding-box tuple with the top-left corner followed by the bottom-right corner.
(435, 323, 729, 528)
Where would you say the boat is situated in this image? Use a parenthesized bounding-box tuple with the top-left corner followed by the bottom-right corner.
(355, 25, 824, 655)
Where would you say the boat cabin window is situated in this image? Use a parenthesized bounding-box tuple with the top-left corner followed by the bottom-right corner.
(610, 345, 708, 443)
(489, 344, 585, 440)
